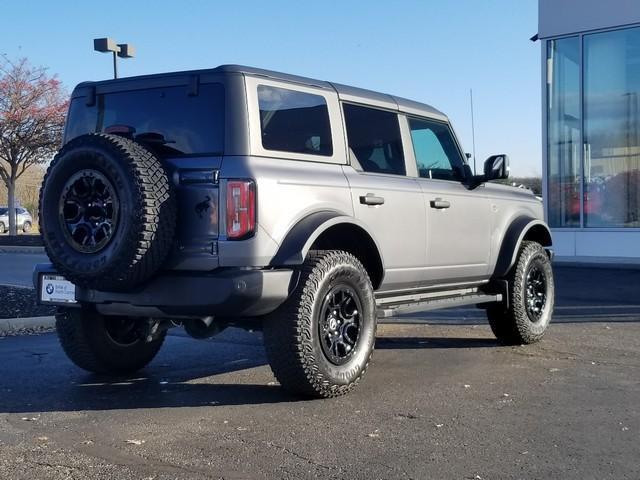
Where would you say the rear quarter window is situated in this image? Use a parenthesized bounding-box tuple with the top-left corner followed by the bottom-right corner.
(258, 85, 333, 156)
(64, 83, 225, 156)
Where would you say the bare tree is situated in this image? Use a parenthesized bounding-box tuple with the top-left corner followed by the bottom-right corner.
(0, 56, 67, 235)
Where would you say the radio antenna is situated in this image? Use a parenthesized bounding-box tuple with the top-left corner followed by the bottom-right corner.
(470, 88, 477, 175)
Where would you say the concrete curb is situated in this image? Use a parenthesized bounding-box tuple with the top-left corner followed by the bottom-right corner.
(0, 316, 55, 335)
(0, 246, 45, 254)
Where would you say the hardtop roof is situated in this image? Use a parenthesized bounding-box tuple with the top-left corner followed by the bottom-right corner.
(75, 64, 448, 121)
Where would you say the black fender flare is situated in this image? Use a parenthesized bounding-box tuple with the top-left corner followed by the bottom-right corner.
(270, 210, 385, 269)
(492, 217, 553, 278)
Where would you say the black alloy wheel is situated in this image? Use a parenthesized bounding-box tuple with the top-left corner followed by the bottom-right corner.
(318, 285, 362, 365)
(59, 169, 119, 253)
(525, 265, 547, 322)
(103, 316, 141, 346)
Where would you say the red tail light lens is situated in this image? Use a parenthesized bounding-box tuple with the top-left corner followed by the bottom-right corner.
(226, 180, 256, 239)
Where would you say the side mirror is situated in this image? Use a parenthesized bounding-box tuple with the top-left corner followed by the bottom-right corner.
(484, 154, 510, 181)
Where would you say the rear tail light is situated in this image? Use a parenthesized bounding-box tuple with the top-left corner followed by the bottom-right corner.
(226, 180, 256, 239)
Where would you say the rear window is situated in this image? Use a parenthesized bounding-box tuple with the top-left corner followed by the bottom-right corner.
(258, 85, 332, 156)
(65, 83, 225, 155)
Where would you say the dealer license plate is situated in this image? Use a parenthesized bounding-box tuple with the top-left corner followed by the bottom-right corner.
(40, 274, 77, 304)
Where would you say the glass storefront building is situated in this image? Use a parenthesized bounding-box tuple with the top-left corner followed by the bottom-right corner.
(540, 0, 640, 259)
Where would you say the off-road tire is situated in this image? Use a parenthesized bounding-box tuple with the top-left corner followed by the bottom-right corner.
(487, 241, 554, 345)
(39, 133, 176, 291)
(263, 250, 377, 398)
(55, 308, 165, 374)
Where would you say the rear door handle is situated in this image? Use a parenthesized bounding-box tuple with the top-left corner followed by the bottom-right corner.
(430, 198, 450, 209)
(360, 193, 385, 206)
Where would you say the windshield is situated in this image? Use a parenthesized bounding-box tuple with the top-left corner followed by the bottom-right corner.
(0, 208, 8, 216)
(65, 83, 225, 156)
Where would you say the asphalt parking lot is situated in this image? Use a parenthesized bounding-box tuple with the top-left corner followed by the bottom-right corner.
(0, 260, 639, 479)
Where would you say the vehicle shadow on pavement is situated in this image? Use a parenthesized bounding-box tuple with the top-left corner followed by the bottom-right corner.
(1, 367, 295, 414)
(0, 330, 296, 414)
(376, 336, 499, 349)
(0, 330, 509, 414)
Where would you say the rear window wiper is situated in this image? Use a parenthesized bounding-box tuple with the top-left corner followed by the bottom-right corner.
(135, 132, 176, 145)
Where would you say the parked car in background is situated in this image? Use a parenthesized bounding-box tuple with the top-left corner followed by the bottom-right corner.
(0, 207, 33, 233)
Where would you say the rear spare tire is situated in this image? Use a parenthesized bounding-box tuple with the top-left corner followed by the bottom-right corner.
(40, 133, 176, 291)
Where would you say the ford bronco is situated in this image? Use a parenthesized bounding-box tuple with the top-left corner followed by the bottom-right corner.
(36, 65, 554, 398)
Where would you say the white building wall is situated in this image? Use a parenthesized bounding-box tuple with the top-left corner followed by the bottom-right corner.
(539, 0, 640, 39)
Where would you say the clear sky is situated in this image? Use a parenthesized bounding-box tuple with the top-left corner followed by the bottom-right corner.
(1, 0, 542, 176)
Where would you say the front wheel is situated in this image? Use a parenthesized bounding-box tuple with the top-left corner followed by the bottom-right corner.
(55, 308, 166, 374)
(263, 250, 377, 398)
(0, 221, 5, 234)
(487, 241, 554, 345)
(22, 221, 32, 233)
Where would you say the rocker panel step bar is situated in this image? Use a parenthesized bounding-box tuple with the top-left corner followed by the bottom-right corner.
(376, 291, 502, 318)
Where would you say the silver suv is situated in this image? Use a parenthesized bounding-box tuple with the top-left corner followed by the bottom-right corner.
(0, 207, 33, 233)
(36, 65, 554, 397)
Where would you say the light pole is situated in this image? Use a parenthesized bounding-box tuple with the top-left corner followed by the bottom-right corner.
(93, 38, 135, 79)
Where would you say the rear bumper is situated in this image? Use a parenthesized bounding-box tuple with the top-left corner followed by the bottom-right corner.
(33, 264, 295, 318)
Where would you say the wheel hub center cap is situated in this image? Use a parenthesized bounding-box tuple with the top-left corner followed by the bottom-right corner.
(328, 317, 338, 331)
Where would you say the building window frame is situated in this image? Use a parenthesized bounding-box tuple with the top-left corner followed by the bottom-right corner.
(543, 22, 640, 232)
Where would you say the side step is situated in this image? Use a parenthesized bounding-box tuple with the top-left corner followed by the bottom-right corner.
(376, 289, 502, 318)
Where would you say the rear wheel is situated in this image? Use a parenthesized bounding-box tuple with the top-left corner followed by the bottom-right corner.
(0, 221, 5, 234)
(487, 241, 554, 345)
(22, 221, 32, 233)
(55, 308, 165, 374)
(263, 250, 377, 398)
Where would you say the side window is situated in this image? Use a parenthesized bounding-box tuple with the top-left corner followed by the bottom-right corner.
(409, 118, 466, 181)
(258, 85, 332, 156)
(343, 103, 405, 175)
